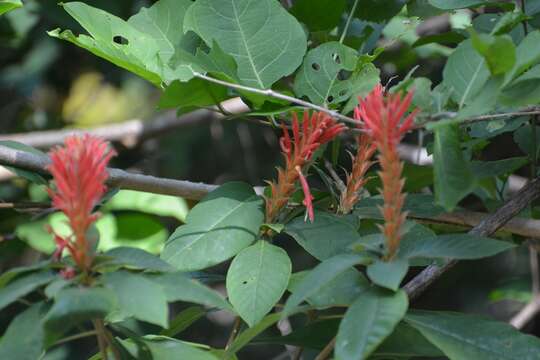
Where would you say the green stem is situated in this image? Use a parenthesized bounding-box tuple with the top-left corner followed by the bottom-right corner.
(339, 0, 360, 44)
(53, 330, 98, 347)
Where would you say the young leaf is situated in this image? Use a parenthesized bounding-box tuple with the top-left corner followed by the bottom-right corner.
(0, 302, 46, 360)
(367, 258, 409, 291)
(102, 271, 169, 328)
(405, 310, 540, 359)
(146, 272, 233, 312)
(335, 288, 409, 360)
(399, 234, 515, 260)
(471, 31, 516, 75)
(283, 253, 371, 316)
(433, 124, 476, 211)
(184, 0, 307, 89)
(285, 212, 360, 260)
(0, 270, 55, 312)
(43, 287, 116, 333)
(226, 241, 291, 326)
(0, 0, 21, 16)
(162, 182, 264, 271)
(293, 42, 358, 106)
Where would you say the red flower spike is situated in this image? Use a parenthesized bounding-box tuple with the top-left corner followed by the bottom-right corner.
(47, 134, 115, 272)
(355, 84, 418, 259)
(265, 111, 345, 223)
(295, 166, 314, 223)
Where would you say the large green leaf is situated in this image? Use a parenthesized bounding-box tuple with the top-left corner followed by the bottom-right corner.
(104, 247, 175, 272)
(375, 322, 445, 358)
(121, 336, 218, 360)
(293, 42, 358, 106)
(433, 124, 476, 211)
(429, 0, 487, 9)
(0, 0, 22, 16)
(103, 271, 169, 327)
(162, 182, 264, 271)
(366, 258, 410, 291)
(285, 212, 360, 260)
(471, 157, 529, 178)
(49, 0, 199, 86)
(283, 254, 370, 316)
(0, 302, 45, 360)
(405, 310, 540, 359)
(399, 234, 515, 260)
(227, 241, 291, 326)
(43, 287, 116, 332)
(504, 30, 540, 84)
(442, 39, 490, 108)
(290, 0, 346, 32)
(288, 268, 369, 308)
(335, 288, 409, 360)
(501, 64, 540, 106)
(184, 0, 307, 88)
(146, 272, 233, 312)
(0, 270, 55, 311)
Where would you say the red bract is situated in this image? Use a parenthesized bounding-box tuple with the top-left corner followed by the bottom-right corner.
(355, 84, 418, 259)
(265, 111, 345, 223)
(47, 135, 115, 272)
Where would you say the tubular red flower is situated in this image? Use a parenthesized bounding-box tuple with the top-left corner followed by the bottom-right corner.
(295, 166, 314, 223)
(356, 84, 418, 259)
(47, 134, 115, 271)
(265, 111, 345, 223)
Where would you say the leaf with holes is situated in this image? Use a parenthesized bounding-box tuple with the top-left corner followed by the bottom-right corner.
(227, 241, 291, 326)
(335, 288, 409, 360)
(184, 0, 307, 89)
(294, 42, 358, 106)
(162, 182, 264, 271)
(49, 0, 199, 86)
(405, 310, 540, 359)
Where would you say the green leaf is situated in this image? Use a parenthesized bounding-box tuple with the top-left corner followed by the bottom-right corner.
(146, 272, 233, 312)
(433, 124, 477, 211)
(375, 322, 445, 358)
(227, 241, 291, 327)
(290, 0, 346, 32)
(103, 271, 169, 327)
(504, 30, 540, 84)
(285, 212, 360, 260)
(354, 194, 445, 219)
(288, 268, 369, 308)
(400, 234, 515, 260)
(104, 247, 175, 272)
(514, 125, 540, 158)
(0, 270, 55, 311)
(341, 63, 380, 114)
(255, 319, 340, 349)
(412, 31, 467, 48)
(367, 258, 409, 291)
(0, 302, 45, 360)
(121, 336, 218, 360)
(283, 253, 370, 316)
(429, 0, 487, 9)
(105, 189, 189, 222)
(160, 306, 206, 337)
(501, 64, 540, 106)
(107, 213, 168, 254)
(43, 287, 116, 332)
(159, 78, 228, 109)
(471, 157, 529, 178)
(471, 31, 516, 75)
(335, 288, 409, 360)
(293, 42, 358, 106)
(0, 261, 50, 288)
(442, 39, 490, 108)
(0, 0, 21, 16)
(0, 141, 47, 184)
(162, 182, 264, 271)
(184, 0, 307, 89)
(405, 310, 540, 359)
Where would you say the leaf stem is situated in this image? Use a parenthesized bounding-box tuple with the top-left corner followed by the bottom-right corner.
(314, 336, 336, 360)
(225, 317, 242, 350)
(53, 330, 98, 347)
(339, 0, 360, 44)
(92, 320, 108, 360)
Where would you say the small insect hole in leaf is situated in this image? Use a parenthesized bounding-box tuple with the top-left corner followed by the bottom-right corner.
(337, 69, 351, 81)
(242, 280, 248, 285)
(327, 95, 334, 103)
(311, 63, 321, 71)
(332, 53, 341, 64)
(113, 35, 129, 45)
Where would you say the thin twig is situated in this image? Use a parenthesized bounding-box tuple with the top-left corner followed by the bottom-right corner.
(0, 202, 50, 209)
(404, 176, 540, 300)
(92, 320, 108, 360)
(339, 0, 360, 44)
(225, 317, 242, 351)
(314, 336, 336, 360)
(52, 330, 98, 347)
(509, 295, 540, 329)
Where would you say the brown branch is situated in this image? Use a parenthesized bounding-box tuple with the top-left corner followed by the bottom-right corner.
(404, 176, 540, 301)
(509, 295, 540, 329)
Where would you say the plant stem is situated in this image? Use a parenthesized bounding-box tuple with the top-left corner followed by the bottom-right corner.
(225, 317, 242, 350)
(53, 330, 98, 347)
(193, 72, 358, 125)
(339, 0, 360, 44)
(315, 336, 336, 360)
(92, 320, 108, 360)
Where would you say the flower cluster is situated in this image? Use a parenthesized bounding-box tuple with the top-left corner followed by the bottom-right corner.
(355, 84, 417, 259)
(47, 134, 115, 273)
(265, 111, 345, 223)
